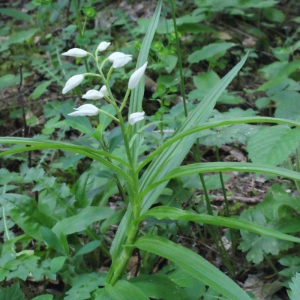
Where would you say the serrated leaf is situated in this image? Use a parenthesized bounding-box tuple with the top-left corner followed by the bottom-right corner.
(247, 126, 300, 166)
(288, 273, 300, 300)
(0, 282, 25, 300)
(238, 210, 293, 264)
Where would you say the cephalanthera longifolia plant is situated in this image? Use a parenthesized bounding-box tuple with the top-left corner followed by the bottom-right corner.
(2, 1, 300, 299)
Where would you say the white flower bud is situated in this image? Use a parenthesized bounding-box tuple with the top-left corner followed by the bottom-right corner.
(82, 90, 104, 100)
(108, 52, 132, 68)
(61, 48, 88, 58)
(128, 62, 148, 90)
(129, 111, 145, 125)
(62, 74, 84, 94)
(68, 104, 99, 116)
(100, 85, 108, 95)
(97, 41, 111, 52)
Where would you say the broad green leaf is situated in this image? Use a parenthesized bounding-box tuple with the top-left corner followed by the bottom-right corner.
(52, 206, 114, 235)
(74, 240, 101, 257)
(263, 7, 285, 23)
(50, 256, 67, 273)
(106, 280, 148, 300)
(274, 91, 300, 121)
(139, 206, 300, 244)
(278, 255, 300, 277)
(0, 194, 54, 241)
(0, 74, 19, 91)
(134, 235, 252, 300)
(247, 126, 300, 166)
(259, 60, 300, 80)
(130, 274, 186, 299)
(5, 28, 38, 46)
(193, 70, 220, 93)
(288, 273, 300, 300)
(40, 227, 67, 255)
(73, 171, 95, 207)
(188, 42, 236, 64)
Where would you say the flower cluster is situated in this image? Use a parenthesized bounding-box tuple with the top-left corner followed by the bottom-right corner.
(61, 42, 146, 125)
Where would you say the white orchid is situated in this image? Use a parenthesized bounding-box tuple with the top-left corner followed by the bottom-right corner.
(61, 48, 88, 58)
(62, 74, 84, 94)
(108, 52, 132, 68)
(100, 85, 108, 96)
(129, 111, 145, 125)
(68, 104, 99, 116)
(82, 90, 104, 100)
(98, 41, 111, 52)
(128, 62, 148, 90)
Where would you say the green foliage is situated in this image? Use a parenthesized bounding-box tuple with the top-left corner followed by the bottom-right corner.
(0, 282, 25, 300)
(287, 273, 300, 300)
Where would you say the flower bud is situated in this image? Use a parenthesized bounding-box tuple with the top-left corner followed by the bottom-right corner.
(82, 90, 104, 100)
(62, 74, 84, 94)
(68, 104, 99, 116)
(61, 48, 88, 58)
(108, 52, 132, 68)
(97, 41, 111, 52)
(128, 62, 148, 90)
(129, 111, 145, 125)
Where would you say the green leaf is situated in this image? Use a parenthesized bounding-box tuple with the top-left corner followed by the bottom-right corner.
(278, 255, 300, 278)
(263, 8, 285, 23)
(0, 8, 32, 22)
(274, 91, 300, 121)
(193, 70, 220, 93)
(0, 74, 19, 91)
(247, 126, 300, 166)
(50, 256, 67, 273)
(0, 282, 25, 300)
(288, 273, 300, 300)
(238, 210, 293, 264)
(73, 171, 95, 207)
(188, 42, 236, 64)
(40, 227, 67, 255)
(130, 274, 186, 299)
(52, 206, 114, 235)
(29, 80, 52, 100)
(106, 280, 148, 300)
(31, 295, 53, 300)
(133, 235, 252, 300)
(32, 295, 53, 300)
(139, 162, 300, 199)
(139, 206, 300, 244)
(74, 240, 101, 257)
(0, 194, 54, 240)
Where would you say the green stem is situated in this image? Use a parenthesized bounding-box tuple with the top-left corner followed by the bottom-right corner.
(170, 0, 188, 117)
(120, 89, 131, 112)
(2, 206, 11, 241)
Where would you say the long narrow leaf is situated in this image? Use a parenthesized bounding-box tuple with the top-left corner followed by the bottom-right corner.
(138, 117, 300, 171)
(0, 137, 132, 183)
(139, 162, 300, 198)
(134, 235, 252, 300)
(139, 53, 249, 213)
(139, 206, 300, 243)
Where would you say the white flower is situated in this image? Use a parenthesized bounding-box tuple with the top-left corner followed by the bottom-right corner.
(128, 62, 148, 90)
(62, 74, 84, 94)
(68, 104, 99, 116)
(61, 48, 88, 58)
(108, 52, 132, 68)
(98, 41, 111, 52)
(82, 90, 104, 100)
(129, 111, 145, 125)
(100, 85, 108, 95)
